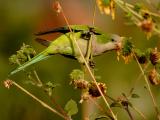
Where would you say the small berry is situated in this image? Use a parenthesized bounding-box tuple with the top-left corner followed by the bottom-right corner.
(4, 80, 13, 89)
(53, 1, 62, 13)
(150, 48, 160, 65)
(70, 79, 89, 89)
(139, 19, 154, 33)
(88, 82, 106, 97)
(148, 68, 160, 85)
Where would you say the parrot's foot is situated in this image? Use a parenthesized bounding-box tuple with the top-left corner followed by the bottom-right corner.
(78, 59, 95, 69)
(81, 31, 91, 40)
(89, 60, 95, 68)
(76, 56, 95, 68)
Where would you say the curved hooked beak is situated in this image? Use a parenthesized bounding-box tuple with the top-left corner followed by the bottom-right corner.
(115, 36, 125, 50)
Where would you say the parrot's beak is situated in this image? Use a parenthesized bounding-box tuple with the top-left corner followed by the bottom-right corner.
(115, 36, 124, 50)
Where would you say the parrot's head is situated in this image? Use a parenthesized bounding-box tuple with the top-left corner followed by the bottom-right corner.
(109, 34, 124, 51)
(93, 33, 124, 55)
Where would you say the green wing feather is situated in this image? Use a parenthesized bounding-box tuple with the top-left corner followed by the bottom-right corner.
(9, 32, 78, 76)
(9, 25, 120, 76)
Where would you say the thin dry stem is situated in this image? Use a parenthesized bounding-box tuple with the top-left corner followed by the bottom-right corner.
(90, 97, 114, 120)
(115, 0, 160, 34)
(92, 0, 97, 26)
(125, 107, 134, 120)
(59, 2, 117, 120)
(116, 0, 160, 18)
(86, 0, 97, 65)
(133, 53, 160, 120)
(27, 55, 43, 86)
(131, 106, 147, 120)
(132, 63, 149, 89)
(11, 80, 70, 120)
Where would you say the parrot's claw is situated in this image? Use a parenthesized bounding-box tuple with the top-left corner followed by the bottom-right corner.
(89, 60, 95, 68)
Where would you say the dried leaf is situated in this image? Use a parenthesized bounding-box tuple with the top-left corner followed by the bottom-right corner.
(96, 0, 116, 20)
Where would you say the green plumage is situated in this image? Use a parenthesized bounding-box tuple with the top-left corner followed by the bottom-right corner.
(9, 25, 123, 76)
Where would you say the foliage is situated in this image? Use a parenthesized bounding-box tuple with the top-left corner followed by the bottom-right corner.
(4, 0, 160, 120)
(64, 99, 78, 117)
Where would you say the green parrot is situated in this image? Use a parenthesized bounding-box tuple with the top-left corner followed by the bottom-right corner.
(9, 25, 123, 76)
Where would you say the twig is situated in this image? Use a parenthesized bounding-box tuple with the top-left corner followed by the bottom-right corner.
(133, 53, 160, 120)
(11, 80, 70, 120)
(132, 63, 150, 90)
(90, 97, 114, 120)
(131, 105, 147, 120)
(115, 0, 160, 18)
(106, 95, 147, 120)
(125, 106, 134, 120)
(85, 0, 96, 62)
(58, 2, 117, 120)
(49, 96, 69, 119)
(27, 55, 43, 86)
(115, 0, 160, 34)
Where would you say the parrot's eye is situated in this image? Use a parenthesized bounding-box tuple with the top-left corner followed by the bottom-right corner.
(111, 38, 115, 42)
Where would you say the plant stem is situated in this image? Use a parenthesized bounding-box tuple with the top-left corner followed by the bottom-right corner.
(132, 63, 149, 90)
(106, 95, 147, 120)
(70, 14, 118, 120)
(27, 55, 43, 86)
(59, 2, 117, 120)
(90, 97, 114, 120)
(49, 96, 69, 119)
(85, 0, 97, 62)
(115, 0, 160, 34)
(134, 54, 160, 120)
(131, 106, 147, 120)
(115, 0, 160, 18)
(11, 80, 70, 120)
(125, 106, 134, 120)
(33, 70, 43, 86)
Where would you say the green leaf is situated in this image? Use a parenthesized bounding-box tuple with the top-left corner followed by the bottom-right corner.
(110, 102, 121, 108)
(134, 3, 142, 13)
(102, 0, 110, 6)
(125, 12, 132, 18)
(131, 93, 140, 98)
(64, 99, 78, 117)
(44, 81, 59, 96)
(122, 38, 133, 56)
(70, 69, 84, 80)
(95, 115, 108, 120)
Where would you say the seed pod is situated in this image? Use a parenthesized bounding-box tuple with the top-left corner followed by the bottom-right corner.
(148, 68, 160, 85)
(70, 79, 89, 89)
(150, 48, 160, 65)
(137, 55, 147, 64)
(139, 19, 154, 33)
(88, 82, 106, 97)
(4, 79, 13, 89)
(52, 1, 62, 13)
(134, 49, 148, 64)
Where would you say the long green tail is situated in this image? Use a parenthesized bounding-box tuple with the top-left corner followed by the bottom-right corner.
(9, 51, 50, 76)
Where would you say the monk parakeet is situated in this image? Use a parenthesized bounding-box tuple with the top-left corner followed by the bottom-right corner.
(9, 25, 123, 76)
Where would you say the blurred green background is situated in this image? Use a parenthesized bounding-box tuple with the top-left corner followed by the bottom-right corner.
(1, 0, 160, 120)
